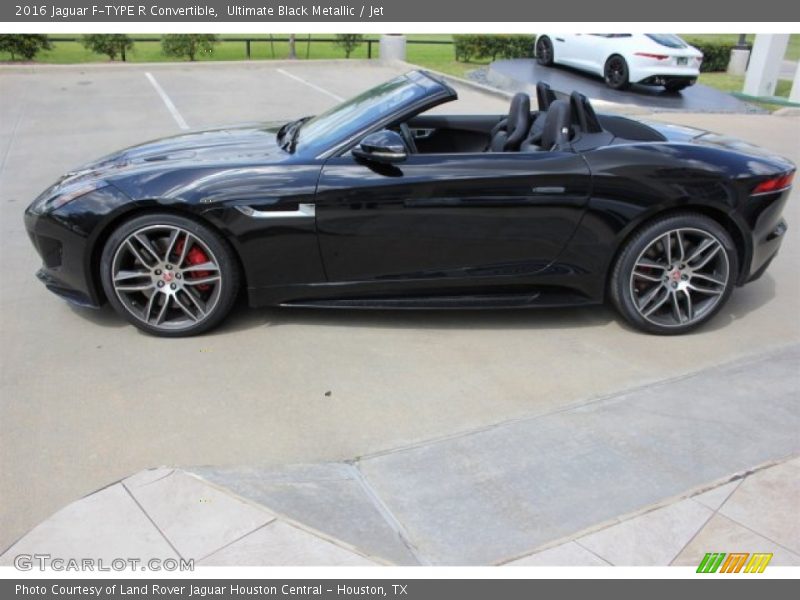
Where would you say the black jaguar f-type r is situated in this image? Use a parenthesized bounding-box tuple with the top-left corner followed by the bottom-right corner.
(25, 70, 793, 336)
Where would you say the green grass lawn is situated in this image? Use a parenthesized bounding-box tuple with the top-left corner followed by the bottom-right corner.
(0, 33, 489, 79)
(697, 72, 793, 111)
(3, 33, 797, 70)
(0, 34, 459, 64)
(698, 72, 792, 97)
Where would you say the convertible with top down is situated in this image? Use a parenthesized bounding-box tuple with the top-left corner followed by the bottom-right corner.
(25, 70, 794, 336)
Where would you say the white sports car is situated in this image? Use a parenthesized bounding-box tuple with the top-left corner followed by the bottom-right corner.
(535, 34, 703, 92)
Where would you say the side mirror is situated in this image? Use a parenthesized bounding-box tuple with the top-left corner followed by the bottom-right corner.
(352, 130, 407, 164)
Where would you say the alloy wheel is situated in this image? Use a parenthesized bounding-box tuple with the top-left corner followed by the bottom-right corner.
(629, 228, 730, 328)
(537, 38, 553, 65)
(110, 225, 223, 331)
(605, 57, 627, 88)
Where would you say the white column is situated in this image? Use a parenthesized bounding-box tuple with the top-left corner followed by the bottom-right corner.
(379, 35, 407, 62)
(727, 48, 750, 76)
(790, 61, 800, 103)
(743, 34, 790, 97)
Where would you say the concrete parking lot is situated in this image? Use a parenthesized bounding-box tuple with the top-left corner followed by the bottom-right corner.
(0, 60, 798, 554)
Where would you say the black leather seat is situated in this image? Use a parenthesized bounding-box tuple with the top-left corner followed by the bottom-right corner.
(536, 82, 557, 111)
(521, 99, 572, 152)
(525, 82, 558, 146)
(488, 93, 531, 152)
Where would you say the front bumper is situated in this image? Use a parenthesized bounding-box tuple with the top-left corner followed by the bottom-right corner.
(24, 183, 135, 308)
(25, 208, 102, 308)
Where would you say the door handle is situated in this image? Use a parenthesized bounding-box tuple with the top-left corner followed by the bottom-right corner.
(532, 186, 566, 194)
(412, 128, 435, 139)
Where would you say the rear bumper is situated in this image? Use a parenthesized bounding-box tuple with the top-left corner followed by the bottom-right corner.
(739, 187, 791, 285)
(638, 75, 697, 87)
(629, 63, 700, 86)
(742, 217, 788, 285)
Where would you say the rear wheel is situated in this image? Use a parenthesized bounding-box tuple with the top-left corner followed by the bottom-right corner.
(100, 213, 240, 337)
(536, 36, 554, 66)
(604, 55, 630, 90)
(610, 213, 738, 335)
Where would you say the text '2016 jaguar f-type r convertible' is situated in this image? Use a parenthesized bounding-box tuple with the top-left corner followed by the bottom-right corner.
(25, 70, 794, 336)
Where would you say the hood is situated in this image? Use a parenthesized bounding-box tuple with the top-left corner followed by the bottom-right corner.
(62, 122, 288, 184)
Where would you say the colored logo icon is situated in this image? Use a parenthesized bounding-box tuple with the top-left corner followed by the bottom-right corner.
(697, 552, 773, 573)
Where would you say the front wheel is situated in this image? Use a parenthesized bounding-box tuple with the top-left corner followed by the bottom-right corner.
(604, 55, 630, 90)
(100, 213, 240, 337)
(609, 213, 738, 335)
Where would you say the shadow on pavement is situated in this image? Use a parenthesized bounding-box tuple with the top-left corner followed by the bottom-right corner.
(64, 273, 777, 337)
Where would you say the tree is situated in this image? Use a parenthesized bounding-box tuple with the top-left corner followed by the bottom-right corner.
(0, 35, 52, 61)
(333, 34, 364, 59)
(82, 34, 134, 61)
(161, 34, 218, 62)
(288, 34, 297, 59)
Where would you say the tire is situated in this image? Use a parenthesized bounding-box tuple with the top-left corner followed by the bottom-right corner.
(604, 55, 630, 90)
(609, 213, 738, 335)
(100, 212, 240, 337)
(536, 36, 554, 66)
(664, 81, 689, 93)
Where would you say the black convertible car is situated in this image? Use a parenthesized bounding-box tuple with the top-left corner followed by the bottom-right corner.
(25, 70, 793, 336)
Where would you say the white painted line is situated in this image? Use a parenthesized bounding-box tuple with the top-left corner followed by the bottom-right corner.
(144, 72, 189, 130)
(276, 68, 345, 102)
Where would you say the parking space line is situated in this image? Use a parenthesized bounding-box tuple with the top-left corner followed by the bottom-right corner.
(276, 68, 345, 102)
(144, 72, 189, 131)
(0, 99, 26, 180)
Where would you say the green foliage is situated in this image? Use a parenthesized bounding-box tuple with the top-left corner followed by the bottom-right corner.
(453, 35, 535, 62)
(160, 34, 218, 61)
(81, 34, 134, 61)
(334, 34, 364, 59)
(0, 34, 52, 61)
(684, 39, 737, 72)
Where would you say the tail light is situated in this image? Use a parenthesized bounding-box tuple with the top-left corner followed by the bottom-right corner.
(635, 52, 669, 60)
(752, 171, 795, 195)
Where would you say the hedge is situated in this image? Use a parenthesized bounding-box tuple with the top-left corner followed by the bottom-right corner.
(454, 35, 536, 62)
(454, 34, 736, 73)
(684, 39, 738, 72)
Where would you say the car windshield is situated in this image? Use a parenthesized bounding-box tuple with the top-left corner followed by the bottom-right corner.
(292, 73, 436, 155)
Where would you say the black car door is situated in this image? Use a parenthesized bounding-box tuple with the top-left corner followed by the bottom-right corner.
(314, 151, 591, 293)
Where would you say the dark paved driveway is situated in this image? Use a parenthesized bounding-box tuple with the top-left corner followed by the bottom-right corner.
(488, 58, 759, 112)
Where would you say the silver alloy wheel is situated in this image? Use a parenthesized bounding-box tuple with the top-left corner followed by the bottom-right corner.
(110, 225, 223, 331)
(629, 227, 729, 328)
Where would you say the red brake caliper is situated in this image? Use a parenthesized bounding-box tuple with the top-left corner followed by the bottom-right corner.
(173, 238, 211, 292)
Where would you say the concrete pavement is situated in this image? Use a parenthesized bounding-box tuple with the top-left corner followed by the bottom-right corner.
(4, 459, 795, 567)
(189, 344, 800, 565)
(3, 340, 798, 565)
(1, 60, 799, 558)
